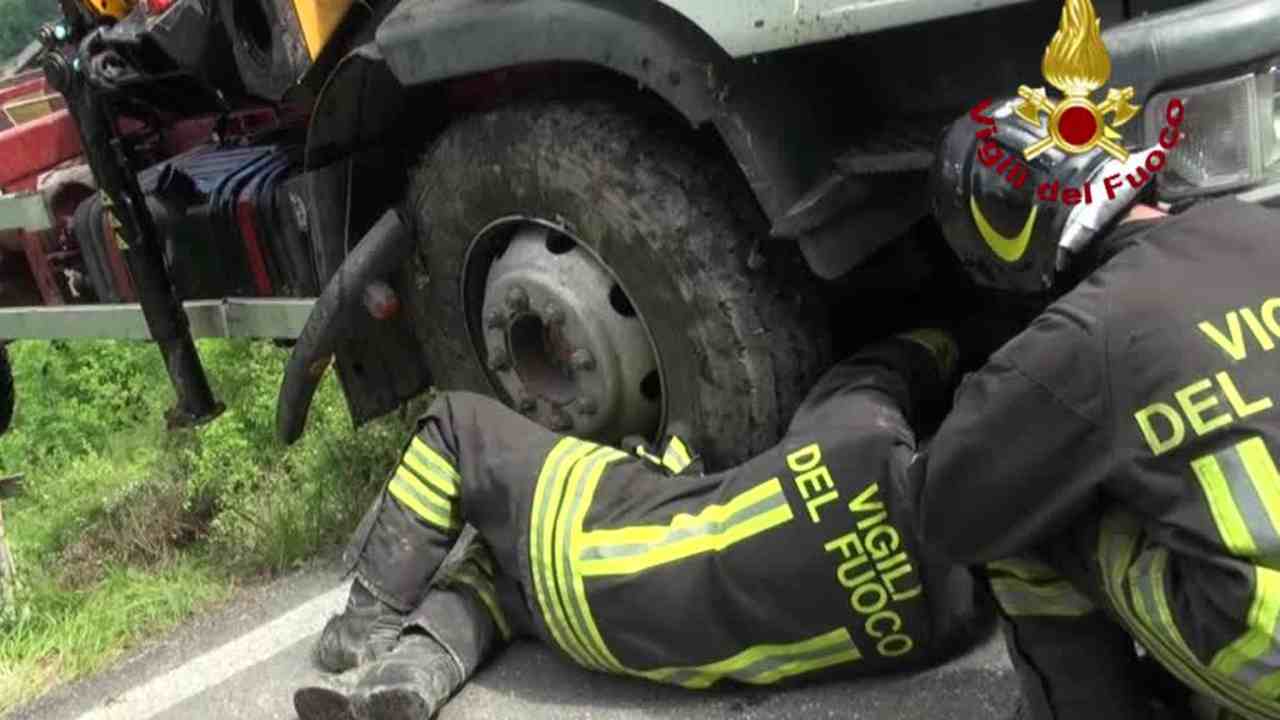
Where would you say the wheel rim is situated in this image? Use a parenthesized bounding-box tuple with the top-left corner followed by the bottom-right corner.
(463, 218, 663, 442)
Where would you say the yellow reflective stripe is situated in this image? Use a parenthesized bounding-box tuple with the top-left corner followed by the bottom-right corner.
(576, 479, 794, 577)
(1237, 438, 1280, 546)
(544, 446, 830, 685)
(633, 445, 665, 468)
(452, 565, 512, 641)
(1195, 454, 1258, 556)
(405, 437, 460, 497)
(388, 467, 458, 531)
(662, 436, 693, 473)
(399, 457, 461, 502)
(1133, 549, 1190, 654)
(753, 646, 864, 685)
(1124, 544, 1233, 706)
(989, 576, 1095, 617)
(393, 465, 454, 513)
(1099, 515, 1214, 698)
(551, 449, 857, 687)
(1197, 439, 1280, 693)
(652, 628, 862, 689)
(1194, 438, 1280, 560)
(1256, 644, 1280, 698)
(528, 437, 571, 634)
(987, 557, 1060, 582)
(529, 438, 598, 668)
(553, 446, 623, 672)
(563, 448, 630, 673)
(539, 440, 602, 669)
(1213, 566, 1280, 691)
(1099, 512, 1280, 720)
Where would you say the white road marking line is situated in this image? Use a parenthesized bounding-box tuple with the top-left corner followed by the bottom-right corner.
(78, 583, 349, 720)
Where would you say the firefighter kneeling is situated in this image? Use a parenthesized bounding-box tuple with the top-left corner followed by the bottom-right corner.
(917, 99, 1280, 719)
(292, 320, 993, 718)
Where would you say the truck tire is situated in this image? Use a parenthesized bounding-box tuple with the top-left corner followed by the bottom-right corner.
(406, 101, 829, 469)
(218, 0, 307, 102)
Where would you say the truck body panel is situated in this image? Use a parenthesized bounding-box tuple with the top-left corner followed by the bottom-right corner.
(654, 0, 1034, 57)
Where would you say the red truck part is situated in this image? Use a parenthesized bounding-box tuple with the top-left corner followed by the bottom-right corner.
(0, 73, 48, 109)
(0, 110, 83, 192)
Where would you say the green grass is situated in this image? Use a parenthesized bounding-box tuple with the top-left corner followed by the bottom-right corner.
(0, 339, 418, 712)
(0, 559, 227, 710)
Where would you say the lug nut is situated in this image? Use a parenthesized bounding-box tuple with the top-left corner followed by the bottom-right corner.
(577, 397, 598, 416)
(570, 349, 596, 372)
(488, 348, 511, 372)
(545, 304, 566, 326)
(506, 286, 529, 312)
(486, 310, 505, 329)
(549, 409, 574, 432)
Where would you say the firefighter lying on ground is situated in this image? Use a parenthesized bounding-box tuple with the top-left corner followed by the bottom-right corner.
(916, 99, 1280, 720)
(291, 320, 999, 716)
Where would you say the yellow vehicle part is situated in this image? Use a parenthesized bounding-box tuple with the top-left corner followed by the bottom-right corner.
(292, 0, 356, 59)
(82, 0, 135, 19)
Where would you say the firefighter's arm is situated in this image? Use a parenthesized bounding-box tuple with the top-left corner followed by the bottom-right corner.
(788, 329, 958, 437)
(915, 306, 1111, 564)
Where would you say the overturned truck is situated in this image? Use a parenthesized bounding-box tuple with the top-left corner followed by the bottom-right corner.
(0, 0, 1276, 466)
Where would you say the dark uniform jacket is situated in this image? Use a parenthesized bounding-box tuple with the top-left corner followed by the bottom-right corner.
(917, 198, 1280, 714)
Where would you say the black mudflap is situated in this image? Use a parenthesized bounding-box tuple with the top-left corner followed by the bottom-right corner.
(333, 265, 432, 428)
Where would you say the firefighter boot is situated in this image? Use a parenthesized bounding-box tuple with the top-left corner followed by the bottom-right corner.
(359, 633, 463, 720)
(314, 578, 404, 673)
(291, 669, 360, 720)
(295, 633, 462, 720)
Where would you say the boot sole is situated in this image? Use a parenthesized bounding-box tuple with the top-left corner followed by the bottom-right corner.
(294, 686, 358, 720)
(361, 686, 431, 720)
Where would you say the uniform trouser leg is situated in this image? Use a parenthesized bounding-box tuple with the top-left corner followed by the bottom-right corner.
(401, 527, 510, 682)
(344, 392, 562, 613)
(1091, 511, 1280, 720)
(986, 556, 1154, 720)
(997, 511, 1280, 720)
(997, 611, 1155, 719)
(518, 381, 987, 686)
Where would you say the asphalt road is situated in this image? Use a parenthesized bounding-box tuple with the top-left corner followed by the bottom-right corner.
(12, 559, 1021, 720)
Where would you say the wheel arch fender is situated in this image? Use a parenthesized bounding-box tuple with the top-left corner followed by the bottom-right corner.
(375, 0, 732, 128)
(299, 0, 745, 286)
(371, 0, 845, 227)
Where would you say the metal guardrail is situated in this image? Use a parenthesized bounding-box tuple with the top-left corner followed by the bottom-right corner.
(0, 191, 53, 233)
(0, 298, 316, 340)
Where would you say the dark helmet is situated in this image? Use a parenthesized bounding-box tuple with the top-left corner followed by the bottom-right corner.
(932, 97, 1152, 294)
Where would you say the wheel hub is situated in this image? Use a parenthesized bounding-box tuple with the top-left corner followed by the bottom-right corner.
(478, 222, 660, 441)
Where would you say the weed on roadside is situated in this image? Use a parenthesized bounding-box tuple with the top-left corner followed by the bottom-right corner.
(0, 339, 418, 713)
(0, 558, 228, 710)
